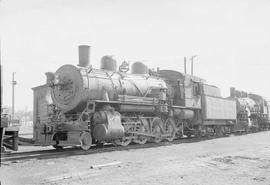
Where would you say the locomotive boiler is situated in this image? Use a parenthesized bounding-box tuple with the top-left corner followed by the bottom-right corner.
(48, 61, 167, 113)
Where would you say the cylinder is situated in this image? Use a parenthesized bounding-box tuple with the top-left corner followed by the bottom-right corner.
(78, 45, 90, 67)
(93, 123, 124, 141)
(100, 55, 117, 71)
(173, 109, 194, 120)
(93, 111, 124, 141)
(131, 62, 148, 74)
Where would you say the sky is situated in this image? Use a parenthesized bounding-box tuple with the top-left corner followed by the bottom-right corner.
(1, 0, 270, 111)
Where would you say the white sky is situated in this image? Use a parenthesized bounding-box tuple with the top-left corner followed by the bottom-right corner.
(1, 0, 270, 111)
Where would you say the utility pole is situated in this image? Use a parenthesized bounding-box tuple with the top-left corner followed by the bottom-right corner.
(0, 39, 2, 112)
(190, 55, 198, 76)
(11, 72, 17, 119)
(184, 57, 187, 74)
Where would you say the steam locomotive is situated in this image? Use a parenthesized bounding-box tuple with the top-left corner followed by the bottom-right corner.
(32, 45, 270, 150)
(230, 88, 270, 132)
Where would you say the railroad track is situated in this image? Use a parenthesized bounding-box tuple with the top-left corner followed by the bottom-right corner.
(0, 134, 238, 163)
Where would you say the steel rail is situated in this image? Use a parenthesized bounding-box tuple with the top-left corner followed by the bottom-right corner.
(0, 134, 232, 163)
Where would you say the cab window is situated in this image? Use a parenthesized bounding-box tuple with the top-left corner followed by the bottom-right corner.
(193, 82, 200, 96)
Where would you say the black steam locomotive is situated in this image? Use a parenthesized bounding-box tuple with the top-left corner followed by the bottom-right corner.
(32, 45, 270, 150)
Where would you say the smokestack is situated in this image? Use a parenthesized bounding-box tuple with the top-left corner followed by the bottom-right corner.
(45, 72, 55, 84)
(230, 87, 235, 98)
(78, 45, 90, 67)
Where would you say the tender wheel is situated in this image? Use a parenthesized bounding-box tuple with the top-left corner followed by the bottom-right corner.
(133, 118, 149, 145)
(151, 118, 163, 143)
(215, 126, 223, 137)
(164, 118, 176, 142)
(80, 131, 92, 151)
(195, 126, 202, 138)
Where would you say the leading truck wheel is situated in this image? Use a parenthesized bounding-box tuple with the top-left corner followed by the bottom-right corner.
(80, 131, 92, 151)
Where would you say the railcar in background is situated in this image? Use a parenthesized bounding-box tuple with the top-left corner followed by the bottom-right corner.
(230, 88, 270, 132)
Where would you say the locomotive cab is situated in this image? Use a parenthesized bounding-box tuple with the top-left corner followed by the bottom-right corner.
(158, 69, 203, 108)
(158, 70, 205, 136)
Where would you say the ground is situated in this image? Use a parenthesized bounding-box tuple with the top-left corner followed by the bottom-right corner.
(1, 131, 270, 185)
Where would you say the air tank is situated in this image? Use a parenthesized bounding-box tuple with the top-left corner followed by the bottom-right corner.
(173, 109, 194, 120)
(131, 62, 148, 74)
(100, 55, 117, 71)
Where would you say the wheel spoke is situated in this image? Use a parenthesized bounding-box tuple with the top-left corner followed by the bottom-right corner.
(151, 117, 163, 143)
(133, 118, 149, 145)
(164, 118, 176, 142)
